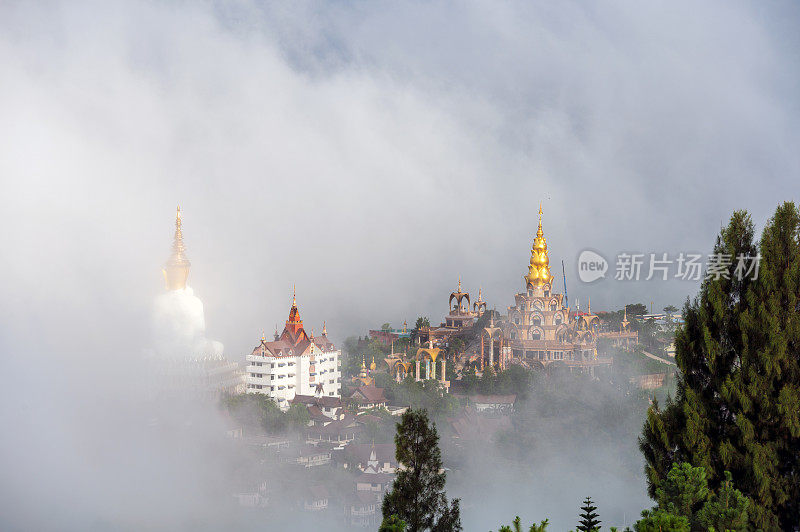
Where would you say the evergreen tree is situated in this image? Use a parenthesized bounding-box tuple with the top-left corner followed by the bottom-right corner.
(695, 471, 749, 532)
(382, 408, 462, 531)
(633, 509, 689, 532)
(654, 462, 709, 523)
(495, 516, 549, 532)
(380, 514, 408, 532)
(634, 462, 750, 532)
(577, 497, 601, 531)
(640, 203, 800, 529)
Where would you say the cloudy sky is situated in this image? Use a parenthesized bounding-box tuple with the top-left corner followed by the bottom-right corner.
(2, 1, 799, 356)
(1, 0, 798, 528)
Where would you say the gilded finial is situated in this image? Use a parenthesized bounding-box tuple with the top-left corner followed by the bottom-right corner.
(322, 321, 327, 336)
(292, 284, 296, 307)
(163, 204, 191, 291)
(524, 203, 551, 289)
(457, 275, 461, 292)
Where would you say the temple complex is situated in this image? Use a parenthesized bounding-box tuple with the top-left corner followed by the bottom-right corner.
(499, 205, 611, 372)
(419, 279, 487, 346)
(246, 289, 342, 408)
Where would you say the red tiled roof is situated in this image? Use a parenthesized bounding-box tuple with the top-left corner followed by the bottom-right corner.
(350, 386, 387, 403)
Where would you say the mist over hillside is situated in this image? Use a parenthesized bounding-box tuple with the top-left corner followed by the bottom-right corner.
(1, 1, 798, 530)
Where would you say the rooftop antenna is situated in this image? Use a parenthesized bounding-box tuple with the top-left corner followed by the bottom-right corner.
(561, 259, 569, 308)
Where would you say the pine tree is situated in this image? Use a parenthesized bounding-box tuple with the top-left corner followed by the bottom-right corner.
(382, 408, 462, 531)
(495, 516, 549, 532)
(577, 496, 601, 531)
(695, 471, 750, 532)
(639, 203, 800, 529)
(380, 514, 408, 532)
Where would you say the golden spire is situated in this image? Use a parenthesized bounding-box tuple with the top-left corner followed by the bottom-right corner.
(359, 355, 367, 378)
(524, 202, 551, 289)
(478, 287, 483, 302)
(322, 321, 327, 336)
(370, 355, 376, 370)
(292, 284, 296, 307)
(588, 297, 591, 314)
(457, 276, 462, 292)
(163, 205, 191, 291)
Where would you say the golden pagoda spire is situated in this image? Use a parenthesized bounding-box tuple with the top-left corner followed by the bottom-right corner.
(322, 321, 327, 336)
(524, 202, 551, 289)
(163, 205, 191, 291)
(359, 355, 367, 378)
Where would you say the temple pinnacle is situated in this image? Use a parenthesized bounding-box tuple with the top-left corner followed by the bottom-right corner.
(163, 205, 191, 291)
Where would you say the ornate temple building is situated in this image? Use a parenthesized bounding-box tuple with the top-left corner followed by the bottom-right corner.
(499, 205, 611, 371)
(351, 355, 375, 387)
(246, 289, 342, 408)
(383, 339, 449, 390)
(152, 206, 244, 400)
(419, 279, 487, 346)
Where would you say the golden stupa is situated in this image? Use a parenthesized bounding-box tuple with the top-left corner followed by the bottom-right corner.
(163, 205, 191, 291)
(524, 203, 551, 288)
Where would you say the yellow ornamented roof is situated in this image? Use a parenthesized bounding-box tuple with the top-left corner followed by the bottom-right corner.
(524, 203, 551, 288)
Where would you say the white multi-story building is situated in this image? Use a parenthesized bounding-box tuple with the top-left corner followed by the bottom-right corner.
(246, 292, 341, 408)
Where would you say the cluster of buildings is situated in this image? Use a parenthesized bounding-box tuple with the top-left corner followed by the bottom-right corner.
(154, 204, 668, 528)
(413, 205, 616, 378)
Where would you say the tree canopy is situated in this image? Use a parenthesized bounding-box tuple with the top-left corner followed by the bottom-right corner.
(640, 203, 800, 529)
(382, 408, 462, 531)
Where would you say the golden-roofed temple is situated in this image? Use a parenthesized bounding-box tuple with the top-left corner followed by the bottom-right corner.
(500, 205, 611, 373)
(383, 339, 449, 389)
(163, 205, 191, 291)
